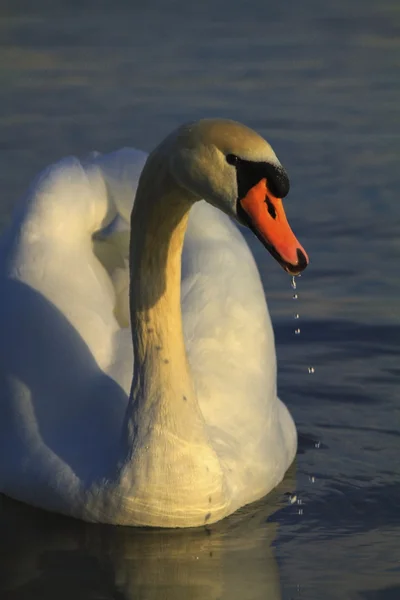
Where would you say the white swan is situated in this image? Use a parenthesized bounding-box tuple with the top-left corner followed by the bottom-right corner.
(0, 119, 308, 527)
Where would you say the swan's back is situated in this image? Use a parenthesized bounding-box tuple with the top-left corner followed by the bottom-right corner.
(0, 150, 147, 509)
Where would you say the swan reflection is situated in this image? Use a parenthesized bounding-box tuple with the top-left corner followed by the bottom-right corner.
(0, 472, 295, 599)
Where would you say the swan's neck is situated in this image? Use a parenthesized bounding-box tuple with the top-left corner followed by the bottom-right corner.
(118, 151, 227, 526)
(128, 154, 196, 424)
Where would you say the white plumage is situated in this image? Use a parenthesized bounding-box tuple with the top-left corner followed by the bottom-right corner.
(0, 120, 298, 527)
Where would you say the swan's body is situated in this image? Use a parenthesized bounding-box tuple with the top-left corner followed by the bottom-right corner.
(0, 120, 307, 527)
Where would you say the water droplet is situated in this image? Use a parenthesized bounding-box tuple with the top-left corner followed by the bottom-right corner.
(297, 498, 303, 505)
(294, 313, 300, 319)
(293, 293, 298, 300)
(295, 328, 301, 335)
(308, 366, 315, 374)
(291, 276, 297, 290)
(288, 494, 297, 505)
(309, 476, 316, 483)
(315, 441, 321, 449)
(298, 508, 303, 515)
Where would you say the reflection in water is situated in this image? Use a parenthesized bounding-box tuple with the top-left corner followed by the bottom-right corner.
(0, 472, 295, 599)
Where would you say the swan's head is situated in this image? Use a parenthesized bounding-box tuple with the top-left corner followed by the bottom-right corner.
(169, 119, 308, 275)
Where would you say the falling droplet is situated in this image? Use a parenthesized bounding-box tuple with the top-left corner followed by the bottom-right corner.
(308, 366, 315, 374)
(297, 498, 303, 505)
(295, 328, 301, 335)
(293, 293, 298, 300)
(294, 313, 300, 319)
(291, 276, 297, 290)
(288, 494, 297, 505)
(315, 441, 321, 449)
(298, 508, 303, 515)
(309, 476, 316, 483)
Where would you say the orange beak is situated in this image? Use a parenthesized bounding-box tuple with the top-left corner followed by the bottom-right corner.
(239, 178, 309, 275)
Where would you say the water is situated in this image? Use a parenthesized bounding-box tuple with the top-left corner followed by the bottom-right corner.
(0, 1, 399, 598)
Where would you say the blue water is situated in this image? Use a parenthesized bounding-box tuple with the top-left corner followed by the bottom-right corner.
(0, 1, 399, 598)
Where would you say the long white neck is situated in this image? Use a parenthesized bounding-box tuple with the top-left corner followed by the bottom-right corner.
(128, 151, 195, 425)
(117, 149, 228, 527)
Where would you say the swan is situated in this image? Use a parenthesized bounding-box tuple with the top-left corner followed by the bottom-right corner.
(0, 119, 308, 528)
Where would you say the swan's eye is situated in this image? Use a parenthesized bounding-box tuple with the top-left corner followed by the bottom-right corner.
(226, 154, 239, 166)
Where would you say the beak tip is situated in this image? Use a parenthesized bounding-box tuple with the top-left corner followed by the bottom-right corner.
(284, 248, 309, 275)
(296, 248, 309, 271)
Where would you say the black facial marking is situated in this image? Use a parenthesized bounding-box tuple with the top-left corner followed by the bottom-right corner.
(227, 155, 290, 200)
(229, 157, 305, 272)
